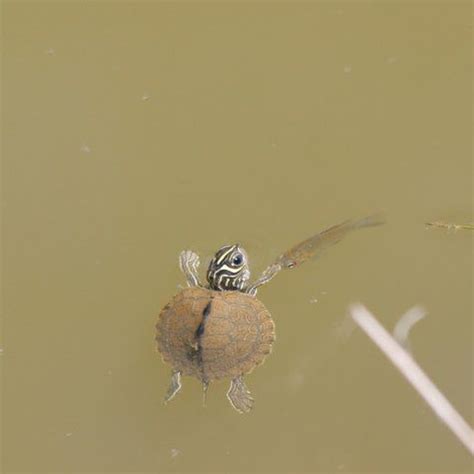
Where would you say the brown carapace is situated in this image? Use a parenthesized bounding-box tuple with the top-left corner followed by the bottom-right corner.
(156, 287, 275, 413)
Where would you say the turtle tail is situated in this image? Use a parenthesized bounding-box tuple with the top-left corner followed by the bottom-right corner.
(202, 380, 209, 407)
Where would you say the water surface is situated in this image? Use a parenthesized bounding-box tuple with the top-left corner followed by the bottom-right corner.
(3, 2, 472, 472)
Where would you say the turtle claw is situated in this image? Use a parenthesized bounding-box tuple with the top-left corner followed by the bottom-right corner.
(227, 377, 254, 414)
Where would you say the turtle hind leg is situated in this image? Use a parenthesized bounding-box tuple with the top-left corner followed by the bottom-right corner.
(164, 371, 182, 404)
(227, 376, 254, 413)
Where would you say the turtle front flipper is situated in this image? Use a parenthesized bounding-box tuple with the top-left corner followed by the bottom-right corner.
(227, 377, 254, 413)
(246, 263, 282, 296)
(164, 371, 182, 403)
(179, 250, 202, 287)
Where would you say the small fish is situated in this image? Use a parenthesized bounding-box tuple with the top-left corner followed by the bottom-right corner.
(277, 213, 385, 269)
(425, 221, 474, 231)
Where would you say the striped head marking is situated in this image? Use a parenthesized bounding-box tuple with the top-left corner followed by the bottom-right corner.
(206, 244, 250, 292)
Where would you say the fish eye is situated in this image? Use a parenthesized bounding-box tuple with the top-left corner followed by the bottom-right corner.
(232, 254, 243, 265)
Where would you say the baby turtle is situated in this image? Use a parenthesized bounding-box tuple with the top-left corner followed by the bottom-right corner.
(156, 214, 383, 413)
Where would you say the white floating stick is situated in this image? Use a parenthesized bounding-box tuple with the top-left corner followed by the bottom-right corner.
(350, 303, 474, 456)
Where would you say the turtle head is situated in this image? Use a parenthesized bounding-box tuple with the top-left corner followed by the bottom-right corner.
(207, 244, 250, 292)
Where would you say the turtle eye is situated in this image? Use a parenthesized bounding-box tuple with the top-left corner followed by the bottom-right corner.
(232, 254, 243, 266)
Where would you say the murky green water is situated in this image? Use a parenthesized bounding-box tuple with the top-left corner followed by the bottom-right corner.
(3, 2, 472, 472)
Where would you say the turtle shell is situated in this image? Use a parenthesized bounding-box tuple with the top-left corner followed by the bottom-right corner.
(156, 287, 275, 382)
